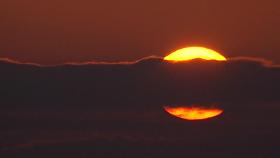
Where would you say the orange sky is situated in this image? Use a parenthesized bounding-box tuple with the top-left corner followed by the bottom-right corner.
(1, 0, 280, 64)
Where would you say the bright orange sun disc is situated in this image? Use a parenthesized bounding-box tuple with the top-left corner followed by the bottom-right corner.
(164, 47, 227, 62)
(164, 106, 223, 120)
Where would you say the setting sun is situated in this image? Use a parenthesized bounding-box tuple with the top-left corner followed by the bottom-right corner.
(164, 47, 227, 62)
(164, 106, 223, 120)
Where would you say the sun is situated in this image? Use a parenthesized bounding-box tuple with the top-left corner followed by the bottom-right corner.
(164, 106, 223, 120)
(164, 46, 227, 62)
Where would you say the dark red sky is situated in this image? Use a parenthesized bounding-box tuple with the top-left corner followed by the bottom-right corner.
(1, 0, 280, 64)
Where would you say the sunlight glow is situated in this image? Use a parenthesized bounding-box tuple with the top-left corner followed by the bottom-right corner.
(164, 47, 227, 62)
(164, 106, 223, 120)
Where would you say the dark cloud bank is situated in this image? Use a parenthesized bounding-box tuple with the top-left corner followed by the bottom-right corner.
(1, 57, 279, 108)
(0, 57, 280, 157)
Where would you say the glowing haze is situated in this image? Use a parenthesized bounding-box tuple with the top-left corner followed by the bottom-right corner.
(164, 47, 227, 62)
(164, 106, 223, 120)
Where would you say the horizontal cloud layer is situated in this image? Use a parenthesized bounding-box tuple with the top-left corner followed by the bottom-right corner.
(0, 57, 279, 109)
